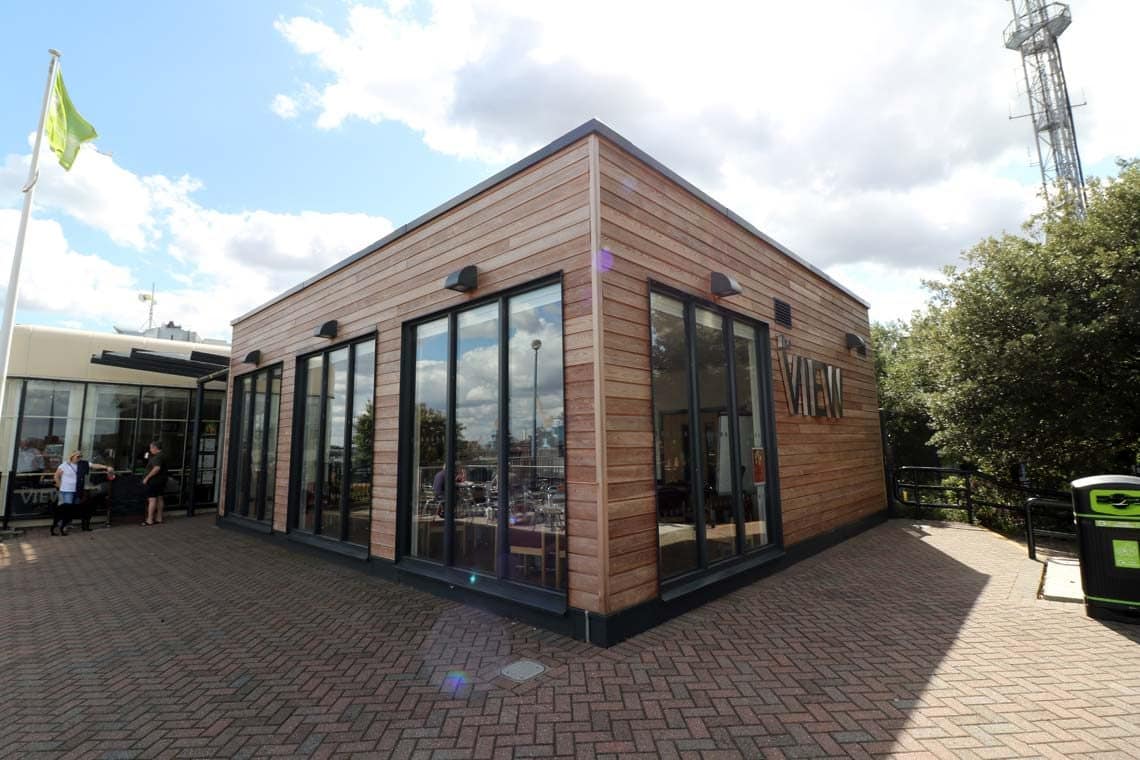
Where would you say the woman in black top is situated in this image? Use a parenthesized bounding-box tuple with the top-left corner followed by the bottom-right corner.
(141, 440, 168, 526)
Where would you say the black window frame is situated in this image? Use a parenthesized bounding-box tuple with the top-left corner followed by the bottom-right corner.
(286, 334, 377, 548)
(224, 363, 282, 522)
(396, 273, 568, 611)
(648, 281, 784, 594)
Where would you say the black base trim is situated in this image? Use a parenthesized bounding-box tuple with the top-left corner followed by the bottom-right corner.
(216, 513, 273, 534)
(286, 530, 369, 560)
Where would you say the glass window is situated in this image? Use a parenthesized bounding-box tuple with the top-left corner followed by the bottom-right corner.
(347, 342, 374, 546)
(226, 368, 280, 522)
(410, 318, 448, 563)
(402, 280, 566, 592)
(193, 389, 226, 506)
(291, 338, 376, 545)
(140, 387, 189, 421)
(734, 323, 769, 550)
(298, 356, 323, 532)
(507, 284, 565, 589)
(695, 308, 735, 564)
(650, 294, 698, 577)
(454, 303, 500, 576)
(11, 380, 85, 518)
(650, 291, 776, 581)
(81, 385, 141, 472)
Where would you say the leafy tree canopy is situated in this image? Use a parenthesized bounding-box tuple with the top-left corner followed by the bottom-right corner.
(876, 161, 1140, 487)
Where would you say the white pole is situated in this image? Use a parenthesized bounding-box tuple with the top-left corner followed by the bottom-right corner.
(0, 50, 60, 445)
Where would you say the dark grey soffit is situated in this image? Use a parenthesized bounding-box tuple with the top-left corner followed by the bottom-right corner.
(233, 119, 869, 325)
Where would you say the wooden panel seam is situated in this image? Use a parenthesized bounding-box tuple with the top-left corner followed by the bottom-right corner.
(588, 134, 610, 614)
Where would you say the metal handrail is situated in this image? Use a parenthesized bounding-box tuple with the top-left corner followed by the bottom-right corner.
(894, 466, 1075, 559)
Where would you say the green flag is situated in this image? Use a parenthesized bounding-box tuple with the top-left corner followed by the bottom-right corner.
(45, 68, 97, 171)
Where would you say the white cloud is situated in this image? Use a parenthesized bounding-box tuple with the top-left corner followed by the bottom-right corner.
(0, 141, 160, 249)
(1, 146, 394, 340)
(271, 94, 300, 119)
(273, 0, 1139, 319)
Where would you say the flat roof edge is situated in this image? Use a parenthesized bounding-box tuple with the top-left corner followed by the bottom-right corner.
(233, 118, 868, 324)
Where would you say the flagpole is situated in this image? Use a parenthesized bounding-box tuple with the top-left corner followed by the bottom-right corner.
(0, 50, 61, 440)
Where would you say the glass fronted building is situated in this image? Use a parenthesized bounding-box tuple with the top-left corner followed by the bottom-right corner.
(220, 121, 887, 644)
(1, 326, 227, 525)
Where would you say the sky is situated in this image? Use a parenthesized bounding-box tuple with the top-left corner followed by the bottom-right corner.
(1, 0, 1137, 342)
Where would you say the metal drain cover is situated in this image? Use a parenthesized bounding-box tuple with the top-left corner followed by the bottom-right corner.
(500, 659, 546, 682)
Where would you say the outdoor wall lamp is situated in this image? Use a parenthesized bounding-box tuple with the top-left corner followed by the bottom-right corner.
(710, 271, 742, 297)
(444, 265, 478, 293)
(845, 332, 867, 357)
(314, 320, 338, 339)
(243, 350, 261, 365)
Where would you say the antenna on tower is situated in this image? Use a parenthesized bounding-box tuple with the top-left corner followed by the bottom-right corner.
(1004, 0, 1088, 217)
(138, 284, 156, 331)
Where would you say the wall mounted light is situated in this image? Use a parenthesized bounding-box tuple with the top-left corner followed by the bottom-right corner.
(314, 320, 338, 339)
(710, 272, 742, 297)
(845, 332, 867, 357)
(444, 265, 478, 293)
(243, 350, 261, 365)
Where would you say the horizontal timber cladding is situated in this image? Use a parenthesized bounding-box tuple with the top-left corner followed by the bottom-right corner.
(595, 137, 886, 613)
(224, 138, 606, 612)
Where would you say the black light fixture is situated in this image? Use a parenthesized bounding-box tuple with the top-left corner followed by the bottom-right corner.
(314, 320, 338, 339)
(444, 264, 478, 293)
(710, 271, 742, 297)
(243, 350, 261, 365)
(845, 332, 868, 357)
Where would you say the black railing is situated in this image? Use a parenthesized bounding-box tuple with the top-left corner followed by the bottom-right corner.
(893, 466, 1075, 560)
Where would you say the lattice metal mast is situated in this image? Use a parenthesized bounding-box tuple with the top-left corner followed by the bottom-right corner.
(1004, 0, 1087, 216)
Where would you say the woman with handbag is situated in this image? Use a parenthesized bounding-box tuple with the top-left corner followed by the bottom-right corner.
(52, 450, 114, 535)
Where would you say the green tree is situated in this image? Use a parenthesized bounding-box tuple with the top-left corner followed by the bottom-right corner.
(914, 162, 1140, 486)
(871, 320, 940, 468)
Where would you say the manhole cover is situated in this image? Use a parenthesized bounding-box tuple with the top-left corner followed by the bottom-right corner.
(500, 659, 545, 682)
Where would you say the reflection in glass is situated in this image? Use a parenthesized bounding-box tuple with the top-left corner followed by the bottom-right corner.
(248, 372, 267, 517)
(411, 318, 448, 562)
(453, 304, 499, 575)
(299, 356, 323, 532)
(320, 348, 350, 539)
(507, 284, 565, 589)
(734, 323, 768, 550)
(140, 387, 189, 421)
(650, 293, 697, 577)
(12, 380, 85, 519)
(347, 341, 375, 546)
(695, 308, 734, 564)
(233, 376, 253, 517)
(82, 385, 141, 471)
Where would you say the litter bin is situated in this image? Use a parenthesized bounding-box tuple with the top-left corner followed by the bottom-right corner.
(1072, 475, 1140, 623)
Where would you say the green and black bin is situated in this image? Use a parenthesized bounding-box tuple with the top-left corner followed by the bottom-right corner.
(1072, 474, 1140, 623)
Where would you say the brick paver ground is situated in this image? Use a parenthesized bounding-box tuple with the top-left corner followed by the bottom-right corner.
(1, 515, 1137, 759)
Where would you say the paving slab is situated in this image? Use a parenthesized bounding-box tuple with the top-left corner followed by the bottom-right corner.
(1041, 556, 1084, 603)
(1, 515, 1138, 758)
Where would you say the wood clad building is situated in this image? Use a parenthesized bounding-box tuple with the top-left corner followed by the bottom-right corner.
(220, 121, 886, 645)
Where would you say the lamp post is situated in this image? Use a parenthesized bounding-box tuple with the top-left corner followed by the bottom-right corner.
(531, 339, 542, 490)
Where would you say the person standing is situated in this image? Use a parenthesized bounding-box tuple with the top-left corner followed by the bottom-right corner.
(52, 450, 113, 535)
(141, 440, 168, 526)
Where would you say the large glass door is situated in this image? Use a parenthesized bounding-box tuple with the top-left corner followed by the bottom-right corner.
(227, 366, 281, 522)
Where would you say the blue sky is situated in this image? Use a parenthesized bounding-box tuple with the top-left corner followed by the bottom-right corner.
(2, 1, 1137, 341)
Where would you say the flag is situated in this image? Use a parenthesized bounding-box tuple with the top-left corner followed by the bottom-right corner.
(45, 68, 97, 171)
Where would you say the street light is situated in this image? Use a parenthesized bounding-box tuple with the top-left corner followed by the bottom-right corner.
(531, 338, 542, 490)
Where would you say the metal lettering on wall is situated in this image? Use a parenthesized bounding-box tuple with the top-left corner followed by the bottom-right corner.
(777, 336, 843, 419)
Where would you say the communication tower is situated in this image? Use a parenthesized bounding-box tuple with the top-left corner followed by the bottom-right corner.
(1004, 0, 1087, 216)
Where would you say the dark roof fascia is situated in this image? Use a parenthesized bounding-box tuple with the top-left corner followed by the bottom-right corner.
(232, 119, 868, 324)
(92, 351, 219, 379)
(189, 350, 230, 367)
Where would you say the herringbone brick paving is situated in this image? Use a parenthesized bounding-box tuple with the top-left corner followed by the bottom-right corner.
(1, 516, 1137, 758)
